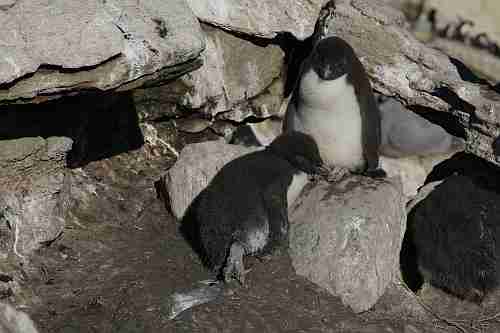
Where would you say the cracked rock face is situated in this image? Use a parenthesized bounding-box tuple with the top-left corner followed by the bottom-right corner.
(326, 0, 500, 167)
(132, 23, 285, 126)
(289, 176, 406, 313)
(185, 0, 329, 40)
(0, 0, 205, 104)
(0, 136, 72, 256)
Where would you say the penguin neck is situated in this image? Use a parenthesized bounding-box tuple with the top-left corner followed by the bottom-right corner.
(298, 70, 353, 111)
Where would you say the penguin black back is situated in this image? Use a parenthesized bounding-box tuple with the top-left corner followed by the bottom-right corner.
(191, 131, 323, 282)
(410, 174, 500, 301)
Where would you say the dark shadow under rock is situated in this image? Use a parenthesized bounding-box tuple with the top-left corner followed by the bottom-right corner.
(0, 92, 145, 168)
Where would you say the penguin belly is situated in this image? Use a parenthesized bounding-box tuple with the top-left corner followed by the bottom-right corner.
(297, 71, 364, 170)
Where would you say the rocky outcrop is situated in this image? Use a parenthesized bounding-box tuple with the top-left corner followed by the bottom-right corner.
(185, 0, 328, 39)
(0, 0, 205, 104)
(132, 22, 286, 135)
(289, 176, 405, 313)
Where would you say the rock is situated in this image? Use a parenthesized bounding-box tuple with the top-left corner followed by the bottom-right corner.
(185, 0, 328, 39)
(230, 118, 283, 147)
(0, 136, 72, 257)
(380, 154, 453, 199)
(325, 0, 500, 167)
(0, 302, 39, 333)
(0, 172, 70, 257)
(379, 97, 465, 158)
(0, 136, 72, 191)
(0, 0, 205, 104)
(289, 176, 406, 313)
(135, 23, 285, 120)
(162, 140, 260, 220)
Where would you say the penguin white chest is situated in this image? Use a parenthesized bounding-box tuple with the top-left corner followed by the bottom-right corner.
(297, 71, 364, 170)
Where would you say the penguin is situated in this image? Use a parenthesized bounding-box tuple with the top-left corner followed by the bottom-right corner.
(168, 131, 326, 319)
(409, 174, 500, 302)
(284, 36, 386, 179)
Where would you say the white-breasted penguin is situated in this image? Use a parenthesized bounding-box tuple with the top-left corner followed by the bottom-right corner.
(167, 131, 325, 319)
(284, 36, 386, 178)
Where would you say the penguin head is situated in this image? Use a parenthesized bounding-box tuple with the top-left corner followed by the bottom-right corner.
(267, 131, 325, 174)
(310, 36, 356, 81)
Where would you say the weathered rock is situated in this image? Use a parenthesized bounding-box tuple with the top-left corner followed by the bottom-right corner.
(162, 140, 260, 220)
(379, 97, 465, 158)
(0, 302, 39, 333)
(134, 24, 285, 121)
(185, 0, 328, 40)
(289, 176, 405, 313)
(230, 118, 283, 147)
(326, 0, 500, 166)
(0, 0, 205, 104)
(380, 154, 456, 199)
(0, 136, 72, 257)
(0, 172, 70, 258)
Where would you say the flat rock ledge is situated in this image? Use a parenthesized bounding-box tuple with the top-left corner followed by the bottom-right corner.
(0, 0, 205, 104)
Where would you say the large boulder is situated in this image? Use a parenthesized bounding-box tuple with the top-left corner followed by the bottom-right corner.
(162, 140, 259, 220)
(0, 0, 205, 104)
(289, 176, 406, 313)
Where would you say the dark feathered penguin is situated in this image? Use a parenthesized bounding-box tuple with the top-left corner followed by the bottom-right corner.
(410, 174, 500, 302)
(167, 131, 325, 319)
(198, 131, 324, 282)
(284, 36, 386, 178)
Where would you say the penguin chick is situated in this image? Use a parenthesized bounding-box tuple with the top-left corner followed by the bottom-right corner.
(284, 36, 386, 179)
(166, 131, 325, 319)
(379, 98, 465, 158)
(198, 131, 325, 283)
(410, 175, 500, 302)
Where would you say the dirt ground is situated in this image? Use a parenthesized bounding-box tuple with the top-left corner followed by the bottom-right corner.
(13, 129, 498, 333)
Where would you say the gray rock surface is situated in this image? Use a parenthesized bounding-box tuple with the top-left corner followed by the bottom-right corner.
(0, 302, 39, 333)
(289, 176, 406, 313)
(326, 0, 500, 166)
(0, 0, 205, 103)
(185, 0, 328, 39)
(133, 23, 285, 123)
(379, 98, 465, 158)
(0, 172, 70, 258)
(0, 136, 72, 256)
(162, 140, 260, 220)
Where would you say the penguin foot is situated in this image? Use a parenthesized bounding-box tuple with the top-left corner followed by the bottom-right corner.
(324, 166, 350, 183)
(363, 168, 387, 179)
(223, 243, 250, 285)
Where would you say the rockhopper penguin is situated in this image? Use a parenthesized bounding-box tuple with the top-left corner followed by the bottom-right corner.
(284, 36, 386, 179)
(166, 131, 326, 319)
(410, 174, 500, 302)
